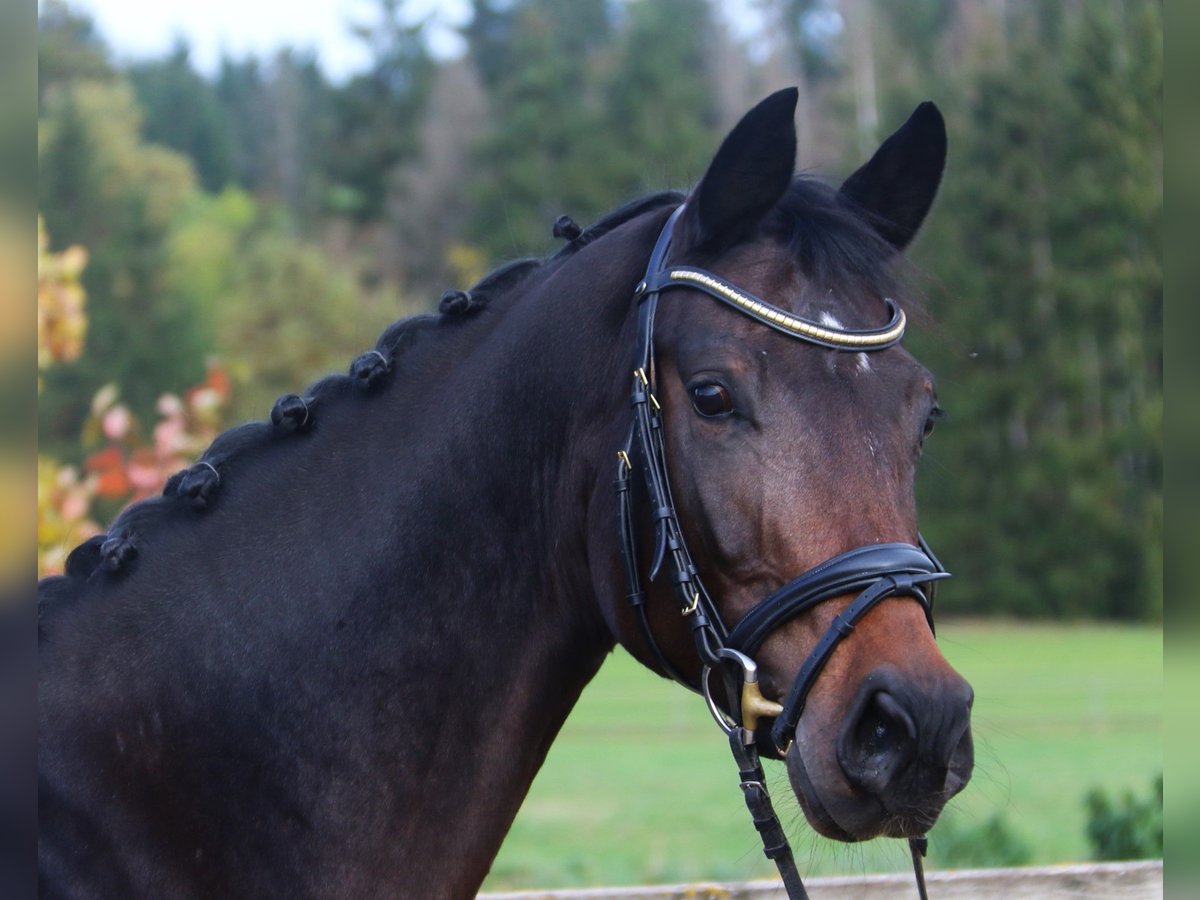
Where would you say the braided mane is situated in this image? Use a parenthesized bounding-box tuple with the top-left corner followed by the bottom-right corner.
(47, 193, 683, 595)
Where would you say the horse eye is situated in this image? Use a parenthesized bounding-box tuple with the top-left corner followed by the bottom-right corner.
(922, 405, 945, 440)
(690, 383, 734, 418)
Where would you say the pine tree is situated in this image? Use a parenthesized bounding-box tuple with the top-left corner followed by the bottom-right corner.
(215, 57, 273, 192)
(128, 42, 234, 192)
(320, 0, 433, 222)
(913, 1, 1161, 620)
(466, 0, 615, 259)
(600, 0, 720, 197)
(37, 0, 113, 109)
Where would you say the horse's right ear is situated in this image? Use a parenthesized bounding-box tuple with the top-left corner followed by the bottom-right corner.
(676, 88, 798, 258)
(837, 101, 947, 251)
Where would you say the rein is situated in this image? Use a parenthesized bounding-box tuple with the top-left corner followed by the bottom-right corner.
(614, 205, 948, 899)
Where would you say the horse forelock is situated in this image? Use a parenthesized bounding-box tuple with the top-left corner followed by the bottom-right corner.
(759, 176, 928, 326)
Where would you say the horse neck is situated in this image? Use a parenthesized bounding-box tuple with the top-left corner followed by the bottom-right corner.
(39, 211, 662, 897)
(357, 217, 659, 890)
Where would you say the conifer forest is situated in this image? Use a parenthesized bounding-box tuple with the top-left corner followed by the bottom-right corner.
(36, 0, 1162, 622)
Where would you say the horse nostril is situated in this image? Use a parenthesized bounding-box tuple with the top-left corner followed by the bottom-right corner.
(944, 725, 974, 797)
(839, 690, 917, 796)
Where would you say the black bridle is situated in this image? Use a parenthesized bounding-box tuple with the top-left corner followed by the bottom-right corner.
(614, 205, 949, 899)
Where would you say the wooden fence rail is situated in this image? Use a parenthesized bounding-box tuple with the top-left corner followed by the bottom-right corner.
(480, 860, 1162, 900)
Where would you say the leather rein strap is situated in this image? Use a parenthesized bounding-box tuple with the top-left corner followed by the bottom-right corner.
(614, 204, 946, 899)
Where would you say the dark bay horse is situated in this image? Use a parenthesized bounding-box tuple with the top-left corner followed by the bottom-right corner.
(38, 90, 973, 898)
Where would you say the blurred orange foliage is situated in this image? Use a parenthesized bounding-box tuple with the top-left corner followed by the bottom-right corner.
(37, 216, 88, 375)
(37, 218, 231, 578)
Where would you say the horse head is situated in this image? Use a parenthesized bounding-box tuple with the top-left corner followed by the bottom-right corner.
(596, 89, 973, 844)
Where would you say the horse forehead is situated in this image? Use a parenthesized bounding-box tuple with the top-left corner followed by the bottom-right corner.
(664, 286, 922, 396)
(657, 244, 928, 409)
(707, 243, 801, 302)
(668, 242, 893, 336)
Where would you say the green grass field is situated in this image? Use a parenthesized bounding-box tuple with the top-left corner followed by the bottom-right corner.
(481, 621, 1161, 891)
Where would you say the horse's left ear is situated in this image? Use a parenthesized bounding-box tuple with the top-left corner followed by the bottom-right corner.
(838, 101, 947, 251)
(677, 87, 798, 257)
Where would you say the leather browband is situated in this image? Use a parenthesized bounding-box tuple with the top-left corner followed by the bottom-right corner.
(642, 267, 907, 350)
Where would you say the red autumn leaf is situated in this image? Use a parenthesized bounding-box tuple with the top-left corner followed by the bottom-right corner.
(95, 467, 132, 499)
(84, 446, 124, 473)
(205, 364, 231, 400)
(85, 446, 132, 499)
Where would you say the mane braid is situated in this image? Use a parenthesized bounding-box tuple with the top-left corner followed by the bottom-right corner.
(46, 191, 687, 589)
(551, 192, 683, 260)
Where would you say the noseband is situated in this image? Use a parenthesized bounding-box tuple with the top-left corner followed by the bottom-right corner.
(614, 205, 948, 899)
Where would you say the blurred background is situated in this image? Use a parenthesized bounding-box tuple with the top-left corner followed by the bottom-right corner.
(30, 0, 1160, 891)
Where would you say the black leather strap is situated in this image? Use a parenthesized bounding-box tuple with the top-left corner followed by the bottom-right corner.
(617, 204, 726, 685)
(729, 728, 809, 900)
(615, 442, 698, 687)
(726, 543, 946, 657)
(767, 566, 944, 755)
(644, 267, 906, 350)
(910, 835, 931, 900)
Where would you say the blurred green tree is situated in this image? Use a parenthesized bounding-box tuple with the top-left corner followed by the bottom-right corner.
(466, 0, 614, 259)
(37, 0, 114, 108)
(466, 0, 720, 261)
(600, 0, 720, 197)
(166, 188, 402, 421)
(214, 57, 275, 194)
(128, 42, 235, 192)
(913, 1, 1161, 620)
(38, 81, 209, 457)
(320, 0, 434, 221)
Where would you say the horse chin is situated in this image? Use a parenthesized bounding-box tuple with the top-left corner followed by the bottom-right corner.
(786, 747, 945, 842)
(786, 750, 860, 841)
(786, 746, 871, 841)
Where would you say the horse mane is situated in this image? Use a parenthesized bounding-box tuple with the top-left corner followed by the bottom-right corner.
(40, 192, 676, 598)
(42, 181, 911, 599)
(550, 191, 684, 259)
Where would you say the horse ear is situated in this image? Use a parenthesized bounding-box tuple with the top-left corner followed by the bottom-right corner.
(838, 101, 947, 251)
(677, 87, 798, 257)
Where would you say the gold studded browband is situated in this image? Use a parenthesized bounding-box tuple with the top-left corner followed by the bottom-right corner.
(640, 266, 906, 351)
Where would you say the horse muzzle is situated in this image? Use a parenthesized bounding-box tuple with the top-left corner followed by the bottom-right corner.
(786, 663, 974, 841)
(705, 542, 973, 841)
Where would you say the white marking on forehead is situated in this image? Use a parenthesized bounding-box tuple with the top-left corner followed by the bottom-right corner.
(819, 311, 873, 372)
